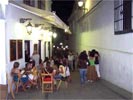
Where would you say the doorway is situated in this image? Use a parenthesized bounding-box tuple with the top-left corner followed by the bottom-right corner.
(24, 40, 30, 62)
(33, 40, 41, 58)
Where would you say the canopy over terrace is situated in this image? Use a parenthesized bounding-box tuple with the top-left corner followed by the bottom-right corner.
(9, 1, 71, 34)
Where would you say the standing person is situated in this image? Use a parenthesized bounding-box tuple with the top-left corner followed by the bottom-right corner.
(31, 51, 40, 70)
(92, 49, 101, 80)
(78, 52, 88, 86)
(87, 51, 97, 82)
(68, 51, 74, 71)
(11, 62, 26, 94)
(63, 56, 71, 83)
(11, 62, 21, 94)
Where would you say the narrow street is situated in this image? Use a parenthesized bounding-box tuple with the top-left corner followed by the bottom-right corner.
(8, 71, 132, 100)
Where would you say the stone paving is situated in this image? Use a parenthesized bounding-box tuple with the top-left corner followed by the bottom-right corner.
(8, 71, 132, 100)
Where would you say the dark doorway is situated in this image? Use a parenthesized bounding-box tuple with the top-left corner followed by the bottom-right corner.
(39, 40, 41, 59)
(34, 44, 38, 52)
(24, 40, 30, 62)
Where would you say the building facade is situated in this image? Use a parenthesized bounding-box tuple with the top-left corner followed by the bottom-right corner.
(69, 0, 133, 93)
(0, 0, 70, 98)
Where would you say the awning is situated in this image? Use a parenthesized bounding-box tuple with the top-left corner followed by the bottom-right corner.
(9, 1, 71, 34)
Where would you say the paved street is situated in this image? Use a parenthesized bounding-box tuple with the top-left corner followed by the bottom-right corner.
(8, 71, 132, 100)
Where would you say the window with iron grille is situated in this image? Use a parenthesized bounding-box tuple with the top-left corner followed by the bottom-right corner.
(114, 0, 133, 34)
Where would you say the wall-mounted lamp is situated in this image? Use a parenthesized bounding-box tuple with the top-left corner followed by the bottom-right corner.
(78, 0, 84, 7)
(26, 22, 32, 35)
(20, 18, 32, 35)
(78, 0, 88, 13)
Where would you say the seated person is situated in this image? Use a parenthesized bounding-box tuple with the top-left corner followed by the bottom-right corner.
(43, 57, 49, 68)
(54, 59, 68, 89)
(31, 61, 38, 87)
(44, 61, 54, 74)
(52, 64, 59, 76)
(20, 68, 29, 86)
(22, 62, 37, 88)
(39, 58, 44, 73)
(42, 61, 54, 83)
(54, 61, 66, 80)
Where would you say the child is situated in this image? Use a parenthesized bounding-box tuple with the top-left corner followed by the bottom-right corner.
(11, 62, 21, 94)
(11, 62, 26, 94)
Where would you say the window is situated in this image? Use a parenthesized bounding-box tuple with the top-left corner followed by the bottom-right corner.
(38, 0, 42, 9)
(38, 0, 45, 10)
(114, 0, 133, 34)
(10, 40, 23, 61)
(23, 0, 31, 6)
(23, 0, 35, 7)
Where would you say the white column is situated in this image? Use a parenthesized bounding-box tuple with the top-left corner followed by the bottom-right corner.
(41, 40, 44, 61)
(45, 42, 49, 57)
(0, 19, 6, 85)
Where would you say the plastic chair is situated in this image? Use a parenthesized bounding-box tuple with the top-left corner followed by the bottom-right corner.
(41, 73, 53, 93)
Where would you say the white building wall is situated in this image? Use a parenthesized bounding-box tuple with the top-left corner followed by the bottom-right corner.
(0, 0, 8, 85)
(0, 20, 6, 85)
(6, 3, 52, 88)
(70, 0, 133, 93)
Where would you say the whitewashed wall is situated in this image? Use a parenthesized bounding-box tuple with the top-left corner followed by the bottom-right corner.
(0, 1, 8, 85)
(6, 3, 52, 92)
(0, 20, 6, 85)
(69, 0, 133, 93)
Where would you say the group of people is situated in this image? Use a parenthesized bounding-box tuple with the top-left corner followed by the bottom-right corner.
(78, 49, 100, 86)
(10, 49, 101, 95)
(11, 59, 39, 94)
(11, 50, 73, 94)
(41, 56, 72, 86)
